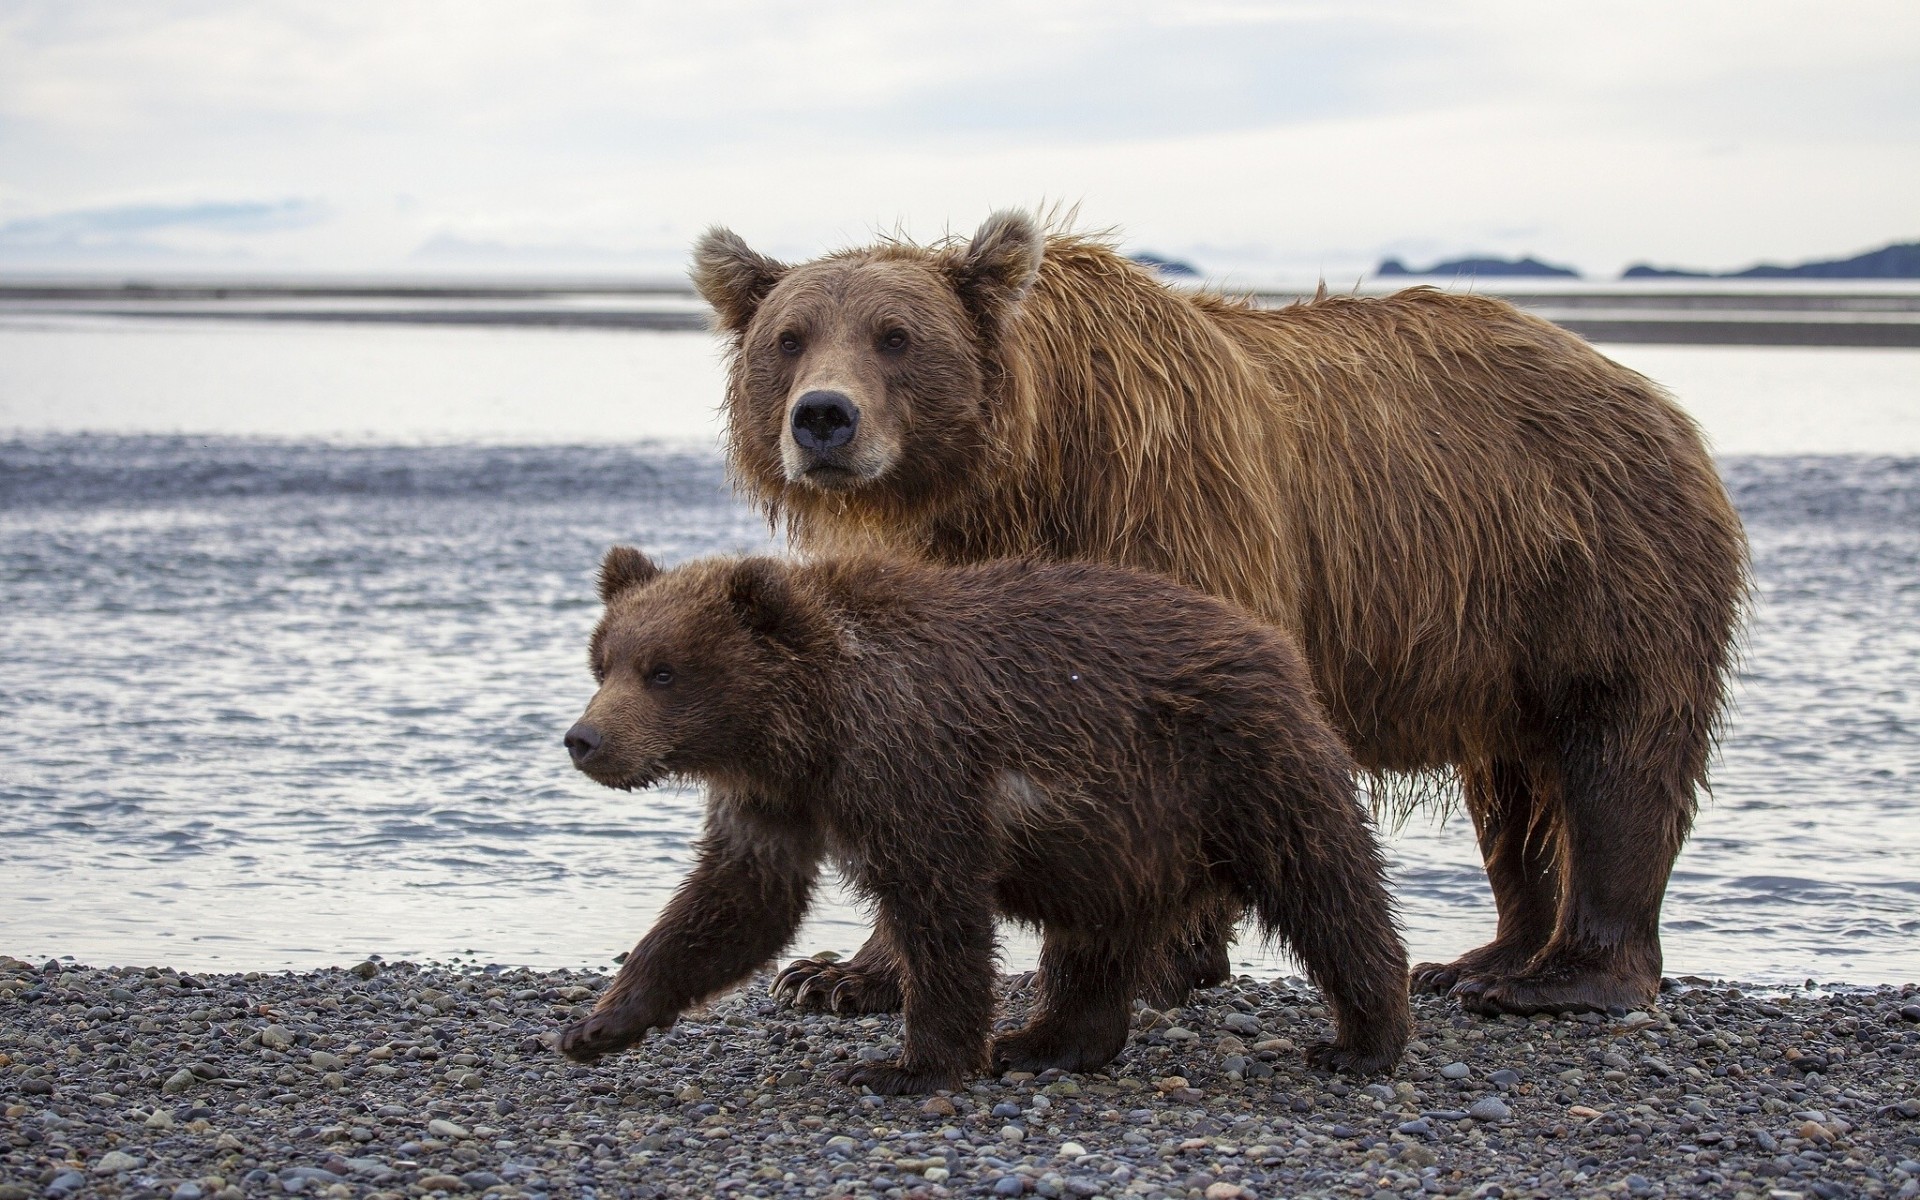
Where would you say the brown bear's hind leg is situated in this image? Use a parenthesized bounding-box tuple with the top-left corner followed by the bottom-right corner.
(992, 931, 1136, 1075)
(1452, 699, 1697, 1017)
(1411, 759, 1560, 994)
(773, 928, 904, 1014)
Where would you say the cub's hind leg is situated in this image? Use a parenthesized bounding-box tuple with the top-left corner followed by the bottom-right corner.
(992, 929, 1138, 1075)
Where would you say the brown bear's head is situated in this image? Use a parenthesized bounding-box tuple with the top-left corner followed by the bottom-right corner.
(693, 211, 1043, 521)
(564, 547, 833, 791)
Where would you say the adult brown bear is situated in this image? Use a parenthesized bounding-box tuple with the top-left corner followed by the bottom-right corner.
(692, 211, 1747, 1018)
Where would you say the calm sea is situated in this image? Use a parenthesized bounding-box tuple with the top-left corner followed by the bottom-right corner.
(1, 316, 1917, 984)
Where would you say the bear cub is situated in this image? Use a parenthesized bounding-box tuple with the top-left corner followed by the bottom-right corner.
(555, 548, 1409, 1092)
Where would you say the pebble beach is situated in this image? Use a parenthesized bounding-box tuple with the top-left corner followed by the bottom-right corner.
(4, 955, 1919, 1200)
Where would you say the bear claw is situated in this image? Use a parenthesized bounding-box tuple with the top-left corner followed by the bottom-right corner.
(772, 957, 903, 1014)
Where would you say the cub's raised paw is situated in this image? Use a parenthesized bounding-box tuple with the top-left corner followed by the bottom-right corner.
(771, 958, 903, 1014)
(555, 1007, 653, 1063)
(833, 1058, 964, 1096)
(1304, 1039, 1400, 1076)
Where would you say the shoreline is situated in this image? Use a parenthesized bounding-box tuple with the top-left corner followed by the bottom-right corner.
(5, 283, 1920, 347)
(4, 957, 1918, 1199)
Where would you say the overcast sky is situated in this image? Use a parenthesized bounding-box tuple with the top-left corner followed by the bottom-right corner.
(2, 0, 1916, 280)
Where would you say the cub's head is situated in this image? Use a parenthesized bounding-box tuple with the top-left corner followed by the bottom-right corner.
(693, 210, 1043, 521)
(564, 547, 832, 790)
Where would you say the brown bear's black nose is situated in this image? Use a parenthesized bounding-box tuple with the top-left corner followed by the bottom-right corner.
(564, 722, 604, 766)
(791, 391, 859, 450)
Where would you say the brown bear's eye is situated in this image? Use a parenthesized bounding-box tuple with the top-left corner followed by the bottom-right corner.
(778, 333, 801, 355)
(647, 667, 675, 688)
(879, 328, 909, 353)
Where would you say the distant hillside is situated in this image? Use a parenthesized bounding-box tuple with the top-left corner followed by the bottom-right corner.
(1377, 254, 1579, 279)
(1128, 252, 1200, 278)
(1624, 240, 1920, 280)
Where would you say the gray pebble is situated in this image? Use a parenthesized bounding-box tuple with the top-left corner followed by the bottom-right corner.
(6, 957, 1919, 1200)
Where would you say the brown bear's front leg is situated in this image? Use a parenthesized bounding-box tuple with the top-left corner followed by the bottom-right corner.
(992, 930, 1135, 1075)
(772, 926, 904, 1014)
(558, 810, 819, 1062)
(835, 882, 995, 1095)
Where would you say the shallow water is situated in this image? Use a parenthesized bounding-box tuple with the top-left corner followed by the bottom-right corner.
(1, 319, 1916, 984)
(1, 437, 1914, 984)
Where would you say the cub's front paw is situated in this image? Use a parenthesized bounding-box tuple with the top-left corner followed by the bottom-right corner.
(555, 1006, 656, 1063)
(833, 1058, 965, 1096)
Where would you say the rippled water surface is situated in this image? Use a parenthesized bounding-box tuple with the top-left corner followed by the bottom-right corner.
(1, 322, 1916, 984)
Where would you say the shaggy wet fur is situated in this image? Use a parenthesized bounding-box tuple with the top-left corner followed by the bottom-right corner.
(694, 212, 1749, 1018)
(555, 551, 1410, 1093)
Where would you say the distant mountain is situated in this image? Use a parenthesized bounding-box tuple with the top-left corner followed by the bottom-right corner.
(1129, 252, 1201, 278)
(1623, 240, 1920, 280)
(1376, 254, 1580, 279)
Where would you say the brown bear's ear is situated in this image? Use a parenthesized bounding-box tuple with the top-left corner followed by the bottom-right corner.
(949, 209, 1043, 334)
(598, 545, 660, 603)
(726, 558, 824, 653)
(691, 227, 789, 334)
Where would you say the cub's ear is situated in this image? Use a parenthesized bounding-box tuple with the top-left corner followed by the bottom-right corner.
(692, 227, 788, 333)
(598, 545, 660, 603)
(949, 209, 1043, 334)
(726, 558, 825, 652)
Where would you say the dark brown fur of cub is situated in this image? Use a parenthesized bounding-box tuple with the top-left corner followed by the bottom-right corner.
(693, 213, 1749, 1018)
(556, 549, 1409, 1093)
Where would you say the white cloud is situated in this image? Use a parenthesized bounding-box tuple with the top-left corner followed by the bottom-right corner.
(0, 0, 1914, 276)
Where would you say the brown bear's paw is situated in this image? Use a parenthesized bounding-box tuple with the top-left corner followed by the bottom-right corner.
(554, 1005, 657, 1063)
(833, 1058, 966, 1096)
(1304, 1038, 1401, 1076)
(1450, 959, 1657, 1017)
(1410, 938, 1543, 994)
(991, 1021, 1128, 1075)
(772, 957, 904, 1014)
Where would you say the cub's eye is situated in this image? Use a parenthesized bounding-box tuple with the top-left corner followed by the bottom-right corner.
(646, 667, 676, 688)
(879, 328, 909, 352)
(778, 333, 801, 355)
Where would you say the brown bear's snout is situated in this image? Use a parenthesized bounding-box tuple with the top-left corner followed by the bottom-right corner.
(563, 721, 605, 767)
(790, 390, 859, 452)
